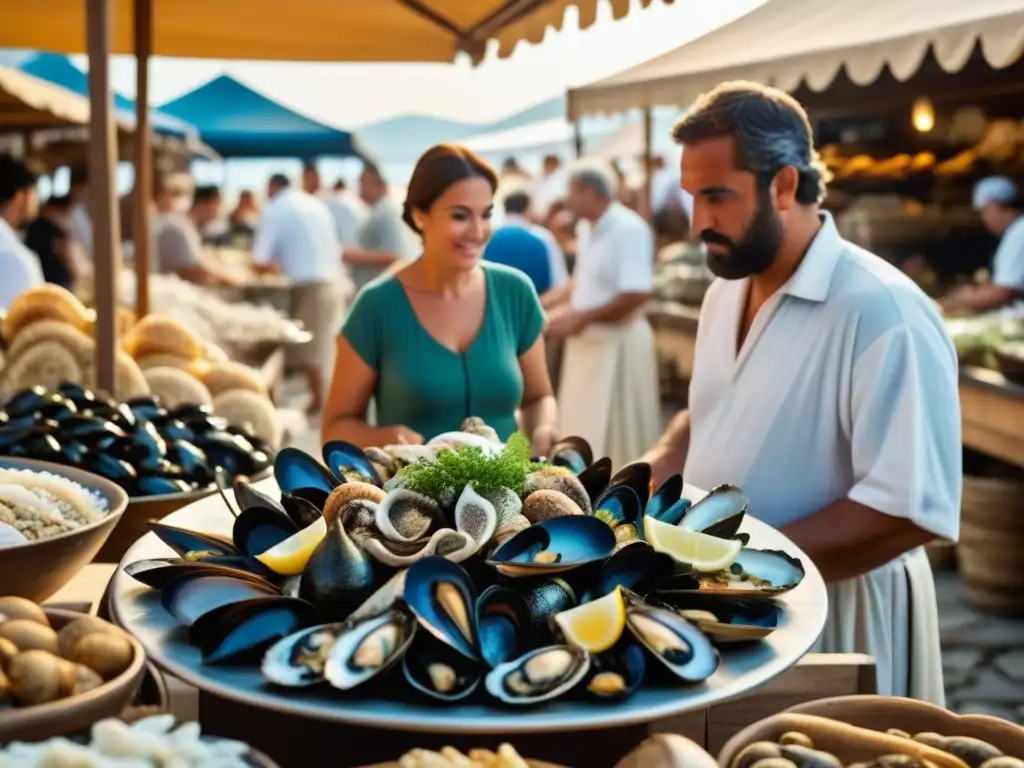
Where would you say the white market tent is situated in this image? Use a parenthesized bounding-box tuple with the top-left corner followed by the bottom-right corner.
(567, 0, 1024, 119)
(462, 117, 576, 157)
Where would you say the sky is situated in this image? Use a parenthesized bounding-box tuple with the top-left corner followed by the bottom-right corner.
(68, 0, 766, 129)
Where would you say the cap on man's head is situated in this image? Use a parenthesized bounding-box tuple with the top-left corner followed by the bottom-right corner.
(973, 176, 1018, 210)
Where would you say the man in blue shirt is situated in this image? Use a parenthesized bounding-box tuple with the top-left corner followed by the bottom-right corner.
(485, 191, 568, 298)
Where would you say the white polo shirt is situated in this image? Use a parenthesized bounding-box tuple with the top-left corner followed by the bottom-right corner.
(252, 188, 343, 285)
(991, 215, 1024, 292)
(0, 217, 44, 310)
(684, 213, 961, 542)
(571, 201, 654, 312)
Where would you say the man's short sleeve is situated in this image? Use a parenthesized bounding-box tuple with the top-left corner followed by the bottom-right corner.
(991, 219, 1024, 291)
(611, 219, 655, 295)
(156, 219, 202, 272)
(847, 321, 962, 541)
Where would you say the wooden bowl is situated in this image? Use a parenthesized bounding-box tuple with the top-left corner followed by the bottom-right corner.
(718, 694, 1024, 766)
(0, 458, 128, 603)
(0, 608, 147, 744)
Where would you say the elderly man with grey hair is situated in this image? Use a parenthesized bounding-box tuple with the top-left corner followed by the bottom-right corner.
(640, 81, 960, 705)
(544, 159, 660, 471)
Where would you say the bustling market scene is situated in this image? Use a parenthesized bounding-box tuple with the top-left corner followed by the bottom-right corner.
(0, 0, 1023, 766)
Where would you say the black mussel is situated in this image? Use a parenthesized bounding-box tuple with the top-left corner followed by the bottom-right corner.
(646, 475, 683, 521)
(476, 585, 531, 668)
(167, 440, 214, 487)
(625, 603, 720, 683)
(609, 463, 652, 506)
(200, 432, 263, 477)
(234, 478, 286, 515)
(275, 447, 340, 495)
(727, 549, 805, 594)
(652, 592, 782, 642)
(126, 395, 166, 422)
(62, 416, 127, 444)
(549, 436, 594, 475)
(152, 417, 196, 443)
(104, 434, 162, 474)
(137, 475, 194, 497)
(169, 403, 214, 424)
(592, 544, 677, 601)
(404, 556, 480, 661)
(78, 453, 139, 489)
(652, 497, 692, 526)
(162, 572, 281, 627)
(9, 433, 65, 463)
(484, 645, 590, 706)
(61, 440, 88, 465)
(298, 517, 378, 622)
(322, 440, 380, 486)
(679, 484, 748, 539)
(133, 419, 168, 456)
(0, 416, 35, 448)
(402, 632, 481, 702)
(110, 402, 138, 431)
(149, 521, 238, 558)
(57, 381, 94, 402)
(3, 386, 49, 417)
(124, 558, 274, 590)
(509, 578, 578, 648)
(488, 515, 616, 578)
(197, 596, 321, 665)
(34, 394, 78, 422)
(593, 484, 642, 527)
(322, 607, 417, 691)
(585, 642, 645, 701)
(281, 493, 324, 528)
(577, 457, 613, 506)
(233, 505, 299, 560)
(189, 554, 274, 576)
(261, 622, 346, 688)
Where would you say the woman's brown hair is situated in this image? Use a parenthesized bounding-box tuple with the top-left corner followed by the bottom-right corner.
(402, 143, 498, 233)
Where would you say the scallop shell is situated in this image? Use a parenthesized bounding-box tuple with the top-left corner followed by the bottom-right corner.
(0, 341, 84, 402)
(212, 389, 283, 450)
(195, 360, 269, 398)
(84, 351, 151, 399)
(123, 315, 205, 360)
(134, 353, 194, 371)
(144, 367, 213, 410)
(5, 320, 95, 364)
(1, 284, 93, 343)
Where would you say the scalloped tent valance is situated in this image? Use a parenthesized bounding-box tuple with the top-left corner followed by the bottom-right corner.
(567, 0, 1024, 120)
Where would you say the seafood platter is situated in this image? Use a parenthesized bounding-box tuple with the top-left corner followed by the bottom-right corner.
(0, 382, 275, 500)
(110, 420, 827, 732)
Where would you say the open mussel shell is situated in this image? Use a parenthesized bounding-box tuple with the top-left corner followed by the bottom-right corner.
(678, 484, 748, 539)
(234, 478, 286, 516)
(654, 593, 782, 643)
(593, 484, 642, 528)
(148, 521, 238, 558)
(402, 632, 482, 702)
(591, 543, 677, 601)
(323, 606, 417, 690)
(262, 623, 345, 687)
(322, 439, 381, 487)
(404, 556, 480, 661)
(281, 492, 326, 528)
(625, 604, 720, 683)
(232, 505, 299, 559)
(476, 585, 531, 668)
(646, 475, 683, 521)
(484, 645, 590, 706)
(652, 497, 692, 526)
(577, 457, 613, 506)
(609, 462, 652, 507)
(584, 642, 646, 702)
(162, 572, 281, 627)
(487, 515, 616, 578)
(548, 436, 593, 475)
(197, 596, 321, 664)
(124, 558, 274, 590)
(661, 547, 805, 596)
(274, 447, 340, 495)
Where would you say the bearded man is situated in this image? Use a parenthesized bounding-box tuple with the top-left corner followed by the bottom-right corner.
(640, 82, 960, 703)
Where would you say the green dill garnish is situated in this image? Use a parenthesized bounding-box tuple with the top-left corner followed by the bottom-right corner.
(398, 432, 535, 497)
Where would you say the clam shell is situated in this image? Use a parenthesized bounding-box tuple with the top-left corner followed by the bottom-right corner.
(524, 470, 592, 515)
(323, 607, 416, 691)
(454, 484, 498, 547)
(484, 645, 590, 706)
(522, 489, 584, 524)
(375, 488, 443, 543)
(362, 528, 477, 567)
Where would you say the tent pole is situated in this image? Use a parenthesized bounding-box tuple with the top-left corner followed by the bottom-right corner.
(642, 106, 653, 224)
(573, 121, 583, 158)
(133, 0, 153, 319)
(86, 0, 122, 395)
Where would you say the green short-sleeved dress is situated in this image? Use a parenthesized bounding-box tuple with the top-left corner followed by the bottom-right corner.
(341, 262, 545, 442)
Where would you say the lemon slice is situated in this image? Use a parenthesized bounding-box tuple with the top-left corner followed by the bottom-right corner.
(255, 516, 327, 575)
(553, 588, 626, 653)
(644, 516, 743, 572)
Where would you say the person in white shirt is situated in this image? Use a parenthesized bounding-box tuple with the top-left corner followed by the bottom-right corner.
(940, 176, 1024, 314)
(0, 155, 45, 310)
(252, 173, 351, 414)
(545, 160, 660, 470)
(532, 154, 569, 222)
(343, 164, 409, 289)
(641, 82, 960, 704)
(301, 163, 366, 249)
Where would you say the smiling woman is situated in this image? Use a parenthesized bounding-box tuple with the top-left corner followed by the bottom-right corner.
(321, 143, 561, 455)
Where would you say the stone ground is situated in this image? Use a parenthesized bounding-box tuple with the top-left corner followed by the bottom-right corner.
(281, 381, 1024, 718)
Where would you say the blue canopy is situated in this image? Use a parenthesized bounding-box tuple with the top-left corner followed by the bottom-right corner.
(158, 74, 364, 160)
(18, 52, 196, 139)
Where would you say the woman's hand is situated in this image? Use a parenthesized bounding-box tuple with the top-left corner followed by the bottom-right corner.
(378, 425, 425, 446)
(530, 424, 560, 459)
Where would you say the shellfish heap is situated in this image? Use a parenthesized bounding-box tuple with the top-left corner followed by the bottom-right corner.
(0, 469, 107, 547)
(0, 383, 274, 499)
(124, 421, 806, 708)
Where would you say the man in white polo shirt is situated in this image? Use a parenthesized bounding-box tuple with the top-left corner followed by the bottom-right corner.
(640, 82, 960, 704)
(0, 155, 44, 310)
(545, 160, 661, 471)
(252, 173, 352, 414)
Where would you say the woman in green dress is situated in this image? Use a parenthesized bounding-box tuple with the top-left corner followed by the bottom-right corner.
(321, 144, 560, 455)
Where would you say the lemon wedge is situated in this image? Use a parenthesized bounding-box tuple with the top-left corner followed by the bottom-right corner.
(644, 516, 742, 572)
(255, 516, 327, 575)
(553, 588, 626, 653)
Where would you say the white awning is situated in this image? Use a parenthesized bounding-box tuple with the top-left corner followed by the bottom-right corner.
(463, 118, 575, 156)
(568, 0, 1024, 119)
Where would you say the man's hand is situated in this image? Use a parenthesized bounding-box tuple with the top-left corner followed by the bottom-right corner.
(545, 307, 585, 338)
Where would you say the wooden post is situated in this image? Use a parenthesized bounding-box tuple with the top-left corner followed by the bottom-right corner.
(86, 0, 122, 395)
(573, 121, 583, 158)
(133, 0, 153, 319)
(642, 106, 654, 223)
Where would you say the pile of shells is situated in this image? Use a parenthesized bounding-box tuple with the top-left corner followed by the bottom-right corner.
(122, 423, 806, 708)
